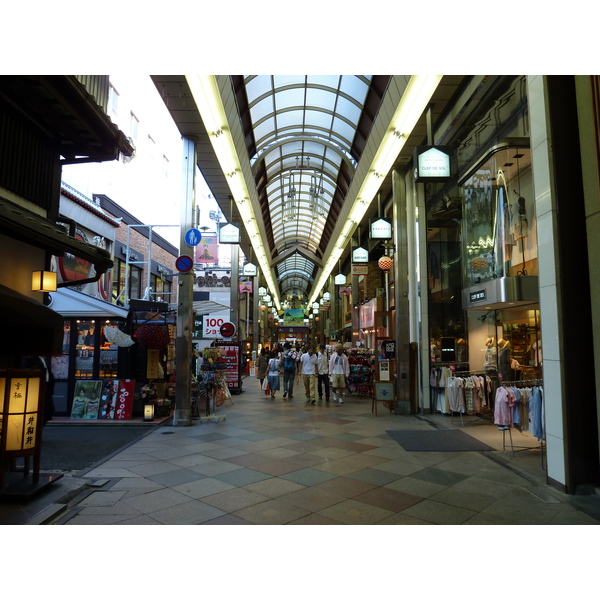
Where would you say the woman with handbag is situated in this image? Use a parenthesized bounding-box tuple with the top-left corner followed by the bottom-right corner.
(267, 350, 282, 399)
(256, 347, 269, 388)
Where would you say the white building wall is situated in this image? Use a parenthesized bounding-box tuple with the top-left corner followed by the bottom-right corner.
(527, 75, 566, 487)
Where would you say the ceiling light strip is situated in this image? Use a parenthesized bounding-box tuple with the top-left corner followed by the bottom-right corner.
(308, 75, 442, 305)
(187, 75, 281, 309)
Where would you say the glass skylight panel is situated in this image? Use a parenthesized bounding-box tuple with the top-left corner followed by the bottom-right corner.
(249, 96, 275, 126)
(324, 147, 343, 168)
(274, 87, 306, 112)
(307, 75, 341, 89)
(244, 76, 272, 101)
(275, 109, 306, 131)
(305, 87, 337, 112)
(335, 94, 362, 123)
(339, 75, 370, 102)
(253, 117, 277, 146)
(304, 108, 333, 130)
(273, 75, 306, 88)
(330, 117, 355, 147)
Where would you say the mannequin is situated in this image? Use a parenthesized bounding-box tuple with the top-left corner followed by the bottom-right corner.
(483, 337, 497, 370)
(497, 339, 512, 381)
(456, 338, 468, 362)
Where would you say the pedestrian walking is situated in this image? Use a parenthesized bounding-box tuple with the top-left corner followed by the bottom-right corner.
(299, 345, 318, 404)
(256, 347, 269, 387)
(267, 350, 282, 399)
(281, 342, 300, 399)
(329, 344, 349, 403)
(317, 344, 330, 403)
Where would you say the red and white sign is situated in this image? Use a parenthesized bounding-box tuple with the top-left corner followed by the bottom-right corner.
(351, 264, 369, 276)
(203, 314, 226, 338)
(115, 379, 135, 420)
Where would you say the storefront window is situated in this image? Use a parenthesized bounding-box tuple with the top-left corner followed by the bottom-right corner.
(111, 259, 142, 304)
(100, 320, 119, 378)
(461, 145, 537, 288)
(75, 319, 96, 378)
(467, 305, 541, 382)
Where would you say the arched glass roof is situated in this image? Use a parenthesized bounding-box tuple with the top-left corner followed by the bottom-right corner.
(243, 75, 373, 297)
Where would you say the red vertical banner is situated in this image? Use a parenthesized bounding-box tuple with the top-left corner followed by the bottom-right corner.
(115, 379, 135, 420)
(215, 341, 241, 391)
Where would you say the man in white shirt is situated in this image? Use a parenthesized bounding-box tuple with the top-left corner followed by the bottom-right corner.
(299, 345, 318, 404)
(328, 344, 349, 403)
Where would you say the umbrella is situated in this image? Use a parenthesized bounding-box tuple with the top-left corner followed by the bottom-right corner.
(104, 326, 135, 347)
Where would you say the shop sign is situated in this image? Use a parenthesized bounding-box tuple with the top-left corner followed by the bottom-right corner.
(115, 380, 135, 420)
(59, 230, 93, 282)
(469, 289, 486, 303)
(203, 314, 227, 338)
(219, 321, 236, 338)
(219, 223, 240, 244)
(351, 264, 368, 276)
(334, 273, 347, 285)
(413, 146, 451, 182)
(382, 339, 396, 358)
(215, 342, 241, 390)
(195, 234, 219, 264)
(120, 246, 141, 261)
(370, 218, 392, 240)
(243, 262, 258, 276)
(352, 246, 369, 263)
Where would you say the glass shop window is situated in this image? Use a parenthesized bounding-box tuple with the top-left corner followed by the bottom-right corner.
(75, 320, 96, 379)
(461, 145, 537, 288)
(99, 320, 119, 378)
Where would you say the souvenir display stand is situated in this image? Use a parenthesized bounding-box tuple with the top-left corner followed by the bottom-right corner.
(192, 347, 231, 422)
(347, 349, 373, 397)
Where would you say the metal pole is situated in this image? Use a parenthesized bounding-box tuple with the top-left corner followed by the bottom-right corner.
(230, 244, 239, 339)
(173, 137, 196, 427)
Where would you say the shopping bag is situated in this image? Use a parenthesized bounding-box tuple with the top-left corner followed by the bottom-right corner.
(262, 377, 269, 391)
(264, 381, 271, 396)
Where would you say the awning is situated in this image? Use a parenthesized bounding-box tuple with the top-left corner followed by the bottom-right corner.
(193, 300, 230, 316)
(0, 284, 64, 355)
(50, 287, 129, 319)
(0, 196, 113, 276)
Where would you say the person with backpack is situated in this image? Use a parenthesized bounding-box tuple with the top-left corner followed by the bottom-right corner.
(282, 342, 299, 399)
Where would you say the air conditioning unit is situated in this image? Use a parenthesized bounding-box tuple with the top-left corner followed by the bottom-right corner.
(376, 288, 385, 297)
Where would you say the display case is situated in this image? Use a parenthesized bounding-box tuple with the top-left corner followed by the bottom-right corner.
(461, 142, 537, 289)
(75, 319, 96, 378)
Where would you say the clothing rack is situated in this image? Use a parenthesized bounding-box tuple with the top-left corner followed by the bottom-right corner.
(453, 369, 496, 376)
(499, 379, 544, 467)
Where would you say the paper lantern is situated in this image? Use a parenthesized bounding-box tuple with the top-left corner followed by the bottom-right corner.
(135, 324, 170, 349)
(378, 255, 393, 272)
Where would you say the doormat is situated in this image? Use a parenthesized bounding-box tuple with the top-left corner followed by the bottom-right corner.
(386, 429, 495, 452)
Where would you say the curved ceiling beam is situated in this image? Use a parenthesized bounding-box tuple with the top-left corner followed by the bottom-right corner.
(251, 134, 357, 176)
(270, 243, 323, 268)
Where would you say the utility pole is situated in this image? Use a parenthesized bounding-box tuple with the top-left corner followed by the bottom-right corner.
(173, 137, 196, 427)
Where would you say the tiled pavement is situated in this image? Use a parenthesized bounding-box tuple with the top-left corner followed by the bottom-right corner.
(45, 381, 600, 525)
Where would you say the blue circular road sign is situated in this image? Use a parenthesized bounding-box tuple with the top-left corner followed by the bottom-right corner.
(175, 254, 194, 273)
(185, 228, 202, 246)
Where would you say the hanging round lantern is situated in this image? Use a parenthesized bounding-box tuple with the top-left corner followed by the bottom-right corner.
(378, 255, 393, 272)
(260, 305, 267, 311)
(135, 323, 170, 349)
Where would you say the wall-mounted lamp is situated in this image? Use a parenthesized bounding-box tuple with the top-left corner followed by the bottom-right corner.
(31, 270, 57, 293)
